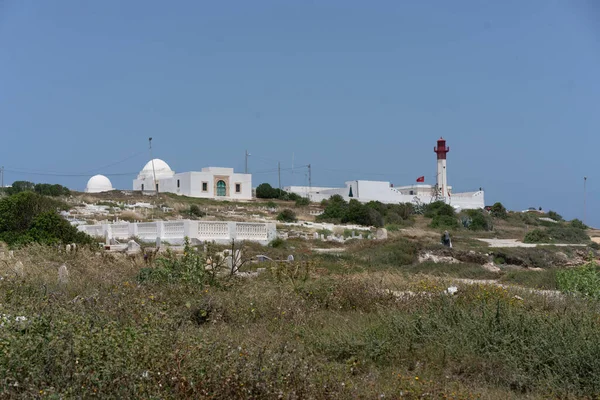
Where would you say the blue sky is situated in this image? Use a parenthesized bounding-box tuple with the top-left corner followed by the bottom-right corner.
(0, 1, 598, 226)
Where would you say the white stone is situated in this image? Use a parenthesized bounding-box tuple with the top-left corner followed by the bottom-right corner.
(58, 264, 69, 284)
(375, 228, 388, 240)
(14, 261, 24, 277)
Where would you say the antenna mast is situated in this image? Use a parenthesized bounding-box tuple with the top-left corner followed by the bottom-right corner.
(149, 137, 158, 195)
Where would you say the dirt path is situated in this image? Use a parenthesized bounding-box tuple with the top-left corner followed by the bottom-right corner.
(477, 238, 587, 248)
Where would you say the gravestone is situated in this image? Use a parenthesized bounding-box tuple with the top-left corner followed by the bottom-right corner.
(65, 244, 71, 253)
(375, 228, 388, 240)
(314, 232, 319, 240)
(127, 240, 141, 254)
(155, 237, 161, 249)
(58, 264, 69, 284)
(287, 254, 294, 262)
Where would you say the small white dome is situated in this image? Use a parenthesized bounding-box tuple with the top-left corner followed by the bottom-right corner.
(137, 159, 174, 180)
(85, 175, 114, 193)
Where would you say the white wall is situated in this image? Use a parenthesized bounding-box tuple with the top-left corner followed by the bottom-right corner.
(79, 220, 277, 245)
(133, 169, 252, 200)
(288, 180, 485, 210)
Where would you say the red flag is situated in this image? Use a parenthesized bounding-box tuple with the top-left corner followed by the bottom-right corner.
(416, 176, 425, 183)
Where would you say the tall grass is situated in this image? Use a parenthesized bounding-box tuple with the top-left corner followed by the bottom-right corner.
(1, 245, 600, 398)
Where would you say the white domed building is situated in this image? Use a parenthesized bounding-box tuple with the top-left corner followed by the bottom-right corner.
(133, 158, 252, 200)
(85, 175, 114, 193)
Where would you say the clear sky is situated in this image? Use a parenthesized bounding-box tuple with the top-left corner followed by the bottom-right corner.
(1, 1, 598, 226)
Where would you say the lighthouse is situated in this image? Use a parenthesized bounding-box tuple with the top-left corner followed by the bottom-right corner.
(434, 137, 449, 199)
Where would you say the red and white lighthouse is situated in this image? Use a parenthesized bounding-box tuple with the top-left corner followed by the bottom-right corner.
(434, 137, 449, 198)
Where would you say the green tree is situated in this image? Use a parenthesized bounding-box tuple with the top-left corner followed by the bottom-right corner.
(490, 202, 507, 219)
(6, 181, 35, 195)
(28, 212, 93, 245)
(256, 183, 278, 199)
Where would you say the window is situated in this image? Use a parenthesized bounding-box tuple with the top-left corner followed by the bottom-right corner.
(202, 182, 208, 192)
(235, 183, 241, 193)
(177, 179, 180, 188)
(156, 183, 159, 192)
(141, 184, 144, 191)
(216, 180, 226, 196)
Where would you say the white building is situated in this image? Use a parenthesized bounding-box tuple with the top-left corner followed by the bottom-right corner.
(285, 138, 485, 211)
(133, 159, 252, 200)
(85, 175, 114, 193)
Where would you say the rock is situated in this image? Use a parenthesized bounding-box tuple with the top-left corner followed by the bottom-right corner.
(375, 228, 388, 240)
(446, 286, 458, 295)
(482, 262, 501, 273)
(58, 264, 69, 284)
(13, 261, 24, 277)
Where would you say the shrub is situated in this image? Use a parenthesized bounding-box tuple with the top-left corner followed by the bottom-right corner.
(490, 202, 507, 219)
(547, 210, 564, 221)
(189, 204, 206, 218)
(269, 237, 286, 248)
(266, 201, 277, 209)
(287, 192, 301, 202)
(430, 214, 459, 229)
(277, 209, 297, 222)
(0, 191, 81, 246)
(524, 229, 551, 243)
(295, 197, 310, 207)
(571, 219, 587, 230)
(424, 201, 455, 218)
(557, 254, 600, 298)
(463, 209, 493, 231)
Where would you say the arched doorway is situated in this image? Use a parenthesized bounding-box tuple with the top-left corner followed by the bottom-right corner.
(216, 180, 226, 196)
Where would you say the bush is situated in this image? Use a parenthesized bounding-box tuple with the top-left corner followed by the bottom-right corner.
(523, 229, 551, 243)
(277, 209, 297, 222)
(462, 209, 493, 231)
(295, 197, 310, 207)
(571, 219, 587, 230)
(524, 226, 590, 244)
(490, 202, 507, 219)
(287, 192, 301, 202)
(266, 201, 277, 209)
(430, 214, 459, 229)
(189, 204, 206, 218)
(557, 255, 600, 298)
(424, 201, 455, 218)
(0, 191, 83, 246)
(547, 210, 564, 222)
(269, 237, 286, 248)
(256, 183, 288, 199)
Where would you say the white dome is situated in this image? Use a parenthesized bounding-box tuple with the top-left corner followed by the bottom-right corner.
(85, 175, 114, 193)
(137, 159, 175, 180)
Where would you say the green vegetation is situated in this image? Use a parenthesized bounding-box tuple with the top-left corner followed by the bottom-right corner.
(189, 204, 206, 218)
(499, 269, 558, 290)
(294, 197, 310, 207)
(317, 196, 414, 228)
(0, 191, 91, 247)
(524, 224, 590, 244)
(423, 201, 459, 229)
(490, 202, 507, 219)
(547, 210, 563, 221)
(2, 180, 71, 197)
(276, 208, 297, 222)
(3, 243, 600, 398)
(557, 254, 600, 298)
(460, 208, 493, 231)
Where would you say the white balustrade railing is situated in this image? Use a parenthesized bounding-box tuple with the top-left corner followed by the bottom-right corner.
(78, 220, 277, 245)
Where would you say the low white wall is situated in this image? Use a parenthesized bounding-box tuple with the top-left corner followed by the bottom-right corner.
(78, 220, 277, 245)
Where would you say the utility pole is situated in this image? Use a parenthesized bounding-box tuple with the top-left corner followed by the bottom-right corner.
(1, 166, 3, 189)
(308, 164, 312, 201)
(584, 176, 587, 225)
(278, 161, 281, 191)
(245, 150, 250, 174)
(149, 137, 158, 195)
